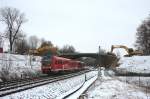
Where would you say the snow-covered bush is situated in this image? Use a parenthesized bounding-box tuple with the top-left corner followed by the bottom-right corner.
(0, 53, 42, 81)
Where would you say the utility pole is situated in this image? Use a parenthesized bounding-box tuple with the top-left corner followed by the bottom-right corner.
(98, 45, 101, 78)
(99, 46, 101, 56)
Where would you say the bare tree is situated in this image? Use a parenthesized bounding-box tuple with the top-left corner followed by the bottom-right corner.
(40, 39, 53, 48)
(0, 33, 3, 47)
(14, 33, 29, 54)
(59, 45, 76, 54)
(135, 15, 150, 55)
(0, 7, 27, 53)
(28, 35, 39, 49)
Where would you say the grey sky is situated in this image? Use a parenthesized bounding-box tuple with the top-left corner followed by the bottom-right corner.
(0, 0, 150, 53)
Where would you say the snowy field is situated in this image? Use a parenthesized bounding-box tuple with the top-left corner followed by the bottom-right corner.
(0, 53, 41, 81)
(85, 70, 150, 99)
(1, 71, 98, 99)
(116, 56, 150, 74)
(83, 56, 150, 99)
(118, 77, 150, 88)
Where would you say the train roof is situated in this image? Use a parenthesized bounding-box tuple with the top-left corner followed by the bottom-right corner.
(53, 56, 71, 60)
(53, 56, 84, 63)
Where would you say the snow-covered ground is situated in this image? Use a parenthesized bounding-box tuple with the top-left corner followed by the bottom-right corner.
(117, 56, 150, 73)
(85, 70, 150, 99)
(67, 74, 97, 99)
(118, 77, 150, 88)
(0, 53, 41, 81)
(83, 56, 150, 99)
(1, 71, 98, 99)
(1, 53, 150, 99)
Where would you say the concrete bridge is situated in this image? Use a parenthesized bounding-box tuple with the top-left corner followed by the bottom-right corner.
(59, 53, 117, 67)
(59, 53, 107, 59)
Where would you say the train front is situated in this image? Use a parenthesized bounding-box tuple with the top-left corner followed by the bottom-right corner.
(41, 54, 52, 74)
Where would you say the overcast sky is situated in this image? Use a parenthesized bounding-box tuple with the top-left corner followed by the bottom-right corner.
(0, 0, 150, 53)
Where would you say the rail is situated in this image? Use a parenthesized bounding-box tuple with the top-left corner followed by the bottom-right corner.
(0, 70, 91, 97)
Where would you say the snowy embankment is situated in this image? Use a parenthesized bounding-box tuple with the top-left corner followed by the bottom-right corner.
(85, 70, 150, 99)
(2, 71, 98, 99)
(67, 73, 97, 99)
(116, 56, 150, 74)
(118, 77, 150, 88)
(114, 56, 150, 89)
(0, 53, 41, 81)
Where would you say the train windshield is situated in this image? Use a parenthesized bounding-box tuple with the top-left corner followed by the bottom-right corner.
(42, 55, 52, 66)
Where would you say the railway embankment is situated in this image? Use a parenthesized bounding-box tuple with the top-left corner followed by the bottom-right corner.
(1, 70, 98, 99)
(108, 56, 150, 77)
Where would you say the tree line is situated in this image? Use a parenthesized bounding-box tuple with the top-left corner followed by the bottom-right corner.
(0, 7, 76, 55)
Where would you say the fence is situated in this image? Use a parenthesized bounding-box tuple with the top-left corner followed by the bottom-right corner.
(115, 67, 150, 99)
(0, 53, 41, 81)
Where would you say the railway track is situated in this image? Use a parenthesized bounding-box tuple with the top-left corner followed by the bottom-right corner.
(0, 70, 91, 97)
(64, 71, 98, 99)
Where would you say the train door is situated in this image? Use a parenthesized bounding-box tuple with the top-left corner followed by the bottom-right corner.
(52, 58, 63, 71)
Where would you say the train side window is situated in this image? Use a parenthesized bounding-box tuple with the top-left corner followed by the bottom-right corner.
(58, 60, 62, 64)
(64, 61, 67, 64)
(61, 60, 63, 64)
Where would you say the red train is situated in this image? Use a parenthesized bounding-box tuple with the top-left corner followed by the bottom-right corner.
(41, 55, 84, 74)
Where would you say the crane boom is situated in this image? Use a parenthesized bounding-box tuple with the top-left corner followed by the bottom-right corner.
(110, 45, 143, 57)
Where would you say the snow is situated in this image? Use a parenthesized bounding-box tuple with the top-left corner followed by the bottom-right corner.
(67, 75, 97, 99)
(117, 56, 150, 73)
(83, 56, 150, 99)
(85, 70, 150, 99)
(1, 53, 150, 99)
(0, 53, 41, 69)
(1, 71, 98, 99)
(0, 53, 42, 80)
(118, 77, 150, 88)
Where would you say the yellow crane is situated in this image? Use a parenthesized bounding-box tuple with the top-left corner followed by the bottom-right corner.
(110, 45, 143, 57)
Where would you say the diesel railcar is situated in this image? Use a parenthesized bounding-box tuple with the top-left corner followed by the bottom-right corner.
(41, 55, 84, 74)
